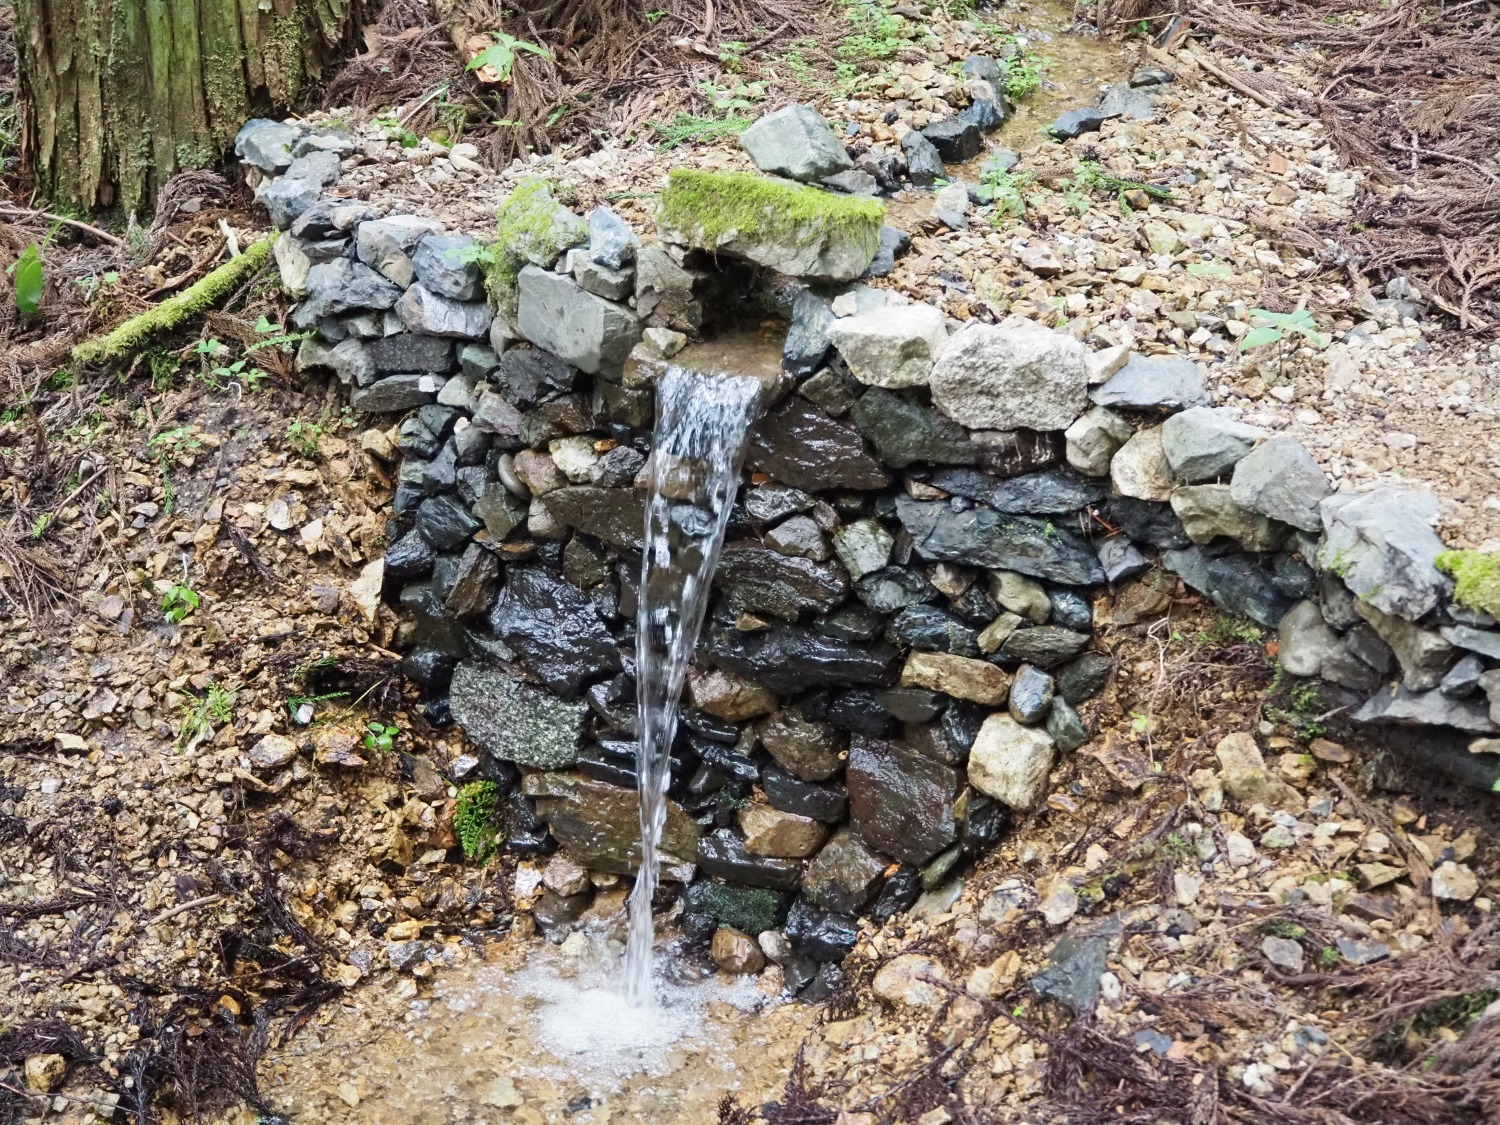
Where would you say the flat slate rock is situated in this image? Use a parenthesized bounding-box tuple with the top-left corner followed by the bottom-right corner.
(748, 398, 890, 492)
(896, 495, 1105, 585)
(1090, 355, 1208, 410)
(705, 624, 901, 694)
(1164, 546, 1293, 628)
(926, 467, 1108, 515)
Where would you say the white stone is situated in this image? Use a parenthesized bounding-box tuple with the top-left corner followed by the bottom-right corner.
(967, 714, 1055, 810)
(929, 321, 1088, 431)
(826, 303, 948, 389)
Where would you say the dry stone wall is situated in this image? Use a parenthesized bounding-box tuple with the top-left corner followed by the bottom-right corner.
(240, 99, 1500, 994)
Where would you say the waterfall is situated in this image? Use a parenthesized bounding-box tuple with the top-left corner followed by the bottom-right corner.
(624, 366, 761, 1007)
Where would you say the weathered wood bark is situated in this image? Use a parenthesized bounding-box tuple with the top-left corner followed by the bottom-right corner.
(13, 0, 363, 215)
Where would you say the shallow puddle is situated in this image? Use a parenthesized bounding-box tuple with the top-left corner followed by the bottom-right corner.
(262, 934, 817, 1123)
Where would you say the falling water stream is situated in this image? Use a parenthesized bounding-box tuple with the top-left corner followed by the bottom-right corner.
(624, 366, 762, 1006)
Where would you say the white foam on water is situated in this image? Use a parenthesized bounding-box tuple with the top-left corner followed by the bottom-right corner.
(429, 938, 771, 1086)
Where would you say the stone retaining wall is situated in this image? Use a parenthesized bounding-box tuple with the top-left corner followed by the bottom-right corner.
(242, 101, 1500, 994)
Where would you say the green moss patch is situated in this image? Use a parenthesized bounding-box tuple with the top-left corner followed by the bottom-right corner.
(1436, 550, 1500, 617)
(685, 879, 790, 934)
(487, 177, 588, 320)
(658, 169, 883, 259)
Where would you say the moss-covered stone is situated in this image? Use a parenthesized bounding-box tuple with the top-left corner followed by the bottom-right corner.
(657, 169, 884, 282)
(685, 880, 791, 934)
(1436, 550, 1500, 618)
(486, 178, 588, 322)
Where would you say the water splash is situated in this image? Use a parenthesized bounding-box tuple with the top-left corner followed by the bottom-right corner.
(625, 366, 761, 1007)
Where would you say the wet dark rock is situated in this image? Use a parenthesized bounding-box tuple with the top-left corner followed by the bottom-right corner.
(785, 896, 860, 962)
(816, 602, 885, 642)
(402, 648, 457, 692)
(1032, 924, 1112, 1014)
(803, 827, 886, 914)
(926, 467, 1107, 515)
(1046, 107, 1108, 140)
(693, 737, 761, 786)
(847, 735, 959, 865)
(685, 881, 790, 934)
(961, 55, 1003, 82)
(784, 290, 836, 376)
(747, 398, 890, 491)
(1057, 652, 1113, 703)
(875, 688, 945, 723)
(746, 483, 816, 524)
(707, 625, 900, 693)
(897, 496, 1104, 585)
(525, 771, 698, 875)
(763, 766, 848, 823)
(1046, 697, 1089, 750)
(1131, 65, 1174, 87)
(716, 541, 850, 620)
(489, 567, 621, 697)
(856, 565, 940, 613)
(543, 486, 647, 551)
(562, 535, 608, 589)
(697, 828, 803, 890)
(900, 130, 945, 186)
(350, 374, 440, 413)
(1049, 590, 1093, 632)
(885, 605, 980, 655)
(1164, 547, 1294, 628)
(473, 483, 527, 541)
(1103, 497, 1192, 549)
(959, 97, 1008, 132)
(444, 543, 500, 618)
(765, 515, 829, 561)
(386, 531, 436, 578)
(450, 662, 588, 768)
(959, 793, 1009, 855)
(972, 429, 1063, 478)
(850, 388, 978, 469)
(921, 117, 983, 162)
(416, 494, 481, 550)
(756, 710, 847, 782)
(1008, 664, 1055, 724)
(864, 225, 911, 279)
(949, 583, 1000, 624)
(939, 701, 985, 757)
(825, 689, 898, 736)
(997, 626, 1090, 669)
(869, 866, 923, 923)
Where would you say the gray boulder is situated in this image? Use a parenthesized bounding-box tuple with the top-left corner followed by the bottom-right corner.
(412, 234, 483, 300)
(1317, 488, 1450, 621)
(1354, 599, 1454, 690)
(296, 259, 404, 323)
(827, 303, 947, 388)
(349, 374, 442, 413)
(257, 150, 342, 229)
(568, 249, 633, 301)
(1170, 484, 1289, 551)
(1354, 683, 1497, 734)
(396, 283, 493, 339)
(357, 215, 446, 286)
(900, 130, 945, 186)
(1277, 600, 1342, 678)
(1229, 435, 1331, 533)
(1090, 355, 1207, 411)
(235, 119, 301, 172)
(742, 104, 853, 182)
(516, 266, 641, 375)
(635, 243, 703, 331)
(1160, 406, 1264, 481)
(1064, 406, 1133, 477)
(588, 206, 638, 269)
(449, 661, 588, 767)
(929, 321, 1088, 431)
(1098, 84, 1156, 120)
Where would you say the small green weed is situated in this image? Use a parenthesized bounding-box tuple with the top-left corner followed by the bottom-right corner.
(1240, 307, 1329, 352)
(455, 780, 502, 862)
(999, 48, 1045, 102)
(161, 584, 200, 624)
(468, 32, 552, 82)
(176, 682, 236, 750)
(363, 721, 401, 754)
(285, 690, 349, 718)
(285, 420, 324, 458)
(7, 233, 50, 314)
(838, 0, 909, 60)
(980, 166, 1033, 223)
(1318, 945, 1340, 969)
(373, 115, 420, 148)
(1197, 614, 1265, 647)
